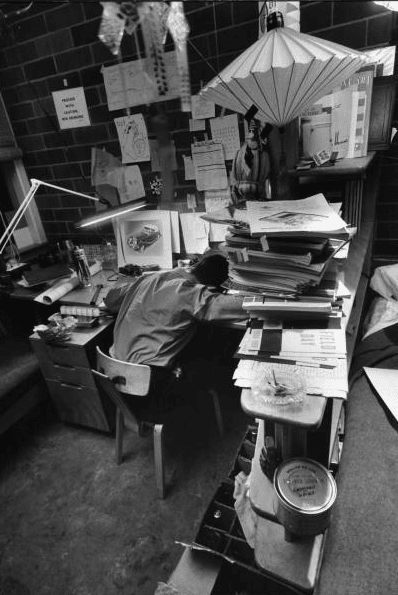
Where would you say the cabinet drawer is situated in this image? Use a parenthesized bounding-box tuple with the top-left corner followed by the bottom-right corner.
(31, 339, 91, 369)
(46, 379, 113, 432)
(42, 361, 95, 388)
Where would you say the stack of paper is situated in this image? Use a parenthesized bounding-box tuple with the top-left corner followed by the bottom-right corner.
(246, 194, 350, 239)
(233, 358, 348, 399)
(234, 323, 348, 398)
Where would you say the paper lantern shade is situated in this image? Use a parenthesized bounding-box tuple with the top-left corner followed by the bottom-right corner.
(199, 26, 369, 128)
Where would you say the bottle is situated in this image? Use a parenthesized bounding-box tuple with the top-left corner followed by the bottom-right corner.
(72, 246, 91, 287)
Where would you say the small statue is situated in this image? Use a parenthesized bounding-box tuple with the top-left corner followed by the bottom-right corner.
(230, 119, 271, 207)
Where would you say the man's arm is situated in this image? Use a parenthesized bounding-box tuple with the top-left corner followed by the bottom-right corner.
(103, 282, 132, 313)
(191, 286, 248, 324)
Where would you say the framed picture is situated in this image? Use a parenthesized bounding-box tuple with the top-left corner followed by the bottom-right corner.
(116, 210, 173, 270)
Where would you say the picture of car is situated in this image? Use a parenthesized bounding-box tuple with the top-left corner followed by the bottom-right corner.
(127, 224, 162, 253)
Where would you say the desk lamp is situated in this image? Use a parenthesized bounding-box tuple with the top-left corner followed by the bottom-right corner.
(0, 178, 148, 257)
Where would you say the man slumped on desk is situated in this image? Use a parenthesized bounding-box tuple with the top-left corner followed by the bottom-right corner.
(104, 253, 247, 413)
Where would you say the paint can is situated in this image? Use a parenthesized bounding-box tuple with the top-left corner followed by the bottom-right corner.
(274, 458, 337, 538)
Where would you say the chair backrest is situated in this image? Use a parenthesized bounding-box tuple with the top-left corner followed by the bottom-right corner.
(92, 369, 138, 423)
(96, 346, 151, 396)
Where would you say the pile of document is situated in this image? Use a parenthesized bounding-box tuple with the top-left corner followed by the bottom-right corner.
(233, 321, 348, 399)
(215, 194, 352, 308)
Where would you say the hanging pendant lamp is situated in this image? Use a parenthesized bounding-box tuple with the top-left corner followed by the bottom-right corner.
(199, 12, 370, 128)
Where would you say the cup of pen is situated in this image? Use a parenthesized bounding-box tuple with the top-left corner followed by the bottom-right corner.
(252, 368, 306, 405)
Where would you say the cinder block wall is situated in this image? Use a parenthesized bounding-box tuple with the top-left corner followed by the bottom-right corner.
(0, 1, 396, 258)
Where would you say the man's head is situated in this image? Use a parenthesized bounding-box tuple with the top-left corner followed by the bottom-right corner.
(191, 253, 229, 287)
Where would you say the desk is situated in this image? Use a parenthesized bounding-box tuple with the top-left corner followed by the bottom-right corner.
(30, 320, 115, 432)
(59, 270, 117, 307)
(168, 154, 380, 595)
(28, 270, 118, 433)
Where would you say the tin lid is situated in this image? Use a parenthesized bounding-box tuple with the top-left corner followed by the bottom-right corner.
(274, 458, 336, 513)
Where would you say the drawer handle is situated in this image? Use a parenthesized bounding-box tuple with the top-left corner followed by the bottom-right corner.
(54, 363, 76, 371)
(60, 382, 83, 390)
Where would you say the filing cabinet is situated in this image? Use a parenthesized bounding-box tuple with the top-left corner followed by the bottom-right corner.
(30, 320, 115, 433)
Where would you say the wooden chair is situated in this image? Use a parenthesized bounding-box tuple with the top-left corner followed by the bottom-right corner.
(93, 346, 224, 499)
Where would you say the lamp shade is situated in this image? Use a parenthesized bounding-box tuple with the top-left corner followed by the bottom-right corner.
(199, 25, 369, 128)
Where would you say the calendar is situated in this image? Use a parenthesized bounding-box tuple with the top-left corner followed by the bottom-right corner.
(210, 114, 241, 160)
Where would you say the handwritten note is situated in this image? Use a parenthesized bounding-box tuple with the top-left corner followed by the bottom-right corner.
(101, 52, 180, 111)
(114, 114, 150, 164)
(210, 114, 240, 160)
(191, 141, 228, 191)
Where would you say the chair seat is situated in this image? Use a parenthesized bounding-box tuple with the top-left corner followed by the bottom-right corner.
(94, 346, 224, 498)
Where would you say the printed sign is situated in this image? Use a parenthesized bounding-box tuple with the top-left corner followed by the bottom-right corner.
(52, 87, 90, 129)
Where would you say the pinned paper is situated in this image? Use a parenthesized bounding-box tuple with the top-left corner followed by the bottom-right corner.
(210, 114, 240, 160)
(101, 51, 180, 111)
(180, 212, 209, 254)
(189, 118, 206, 132)
(107, 165, 145, 202)
(114, 113, 150, 163)
(183, 155, 195, 180)
(191, 94, 215, 120)
(191, 141, 228, 191)
(170, 210, 180, 253)
(204, 189, 231, 242)
(91, 147, 121, 187)
(52, 87, 90, 130)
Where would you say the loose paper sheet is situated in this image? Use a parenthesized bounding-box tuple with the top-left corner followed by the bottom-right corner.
(34, 274, 79, 305)
(364, 367, 398, 422)
(180, 212, 209, 254)
(246, 194, 348, 236)
(101, 52, 180, 111)
(204, 189, 231, 242)
(91, 147, 121, 187)
(107, 165, 145, 202)
(191, 141, 228, 191)
(114, 113, 150, 164)
(210, 114, 240, 160)
(191, 94, 215, 120)
(183, 155, 196, 180)
(170, 210, 180, 253)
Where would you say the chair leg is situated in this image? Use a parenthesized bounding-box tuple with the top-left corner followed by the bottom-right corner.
(153, 423, 165, 499)
(209, 388, 224, 437)
(116, 408, 124, 465)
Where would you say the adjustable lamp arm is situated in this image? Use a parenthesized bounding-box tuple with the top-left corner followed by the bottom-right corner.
(0, 178, 148, 255)
(0, 178, 111, 255)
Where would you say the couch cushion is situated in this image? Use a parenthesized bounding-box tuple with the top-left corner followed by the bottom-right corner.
(0, 338, 42, 414)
